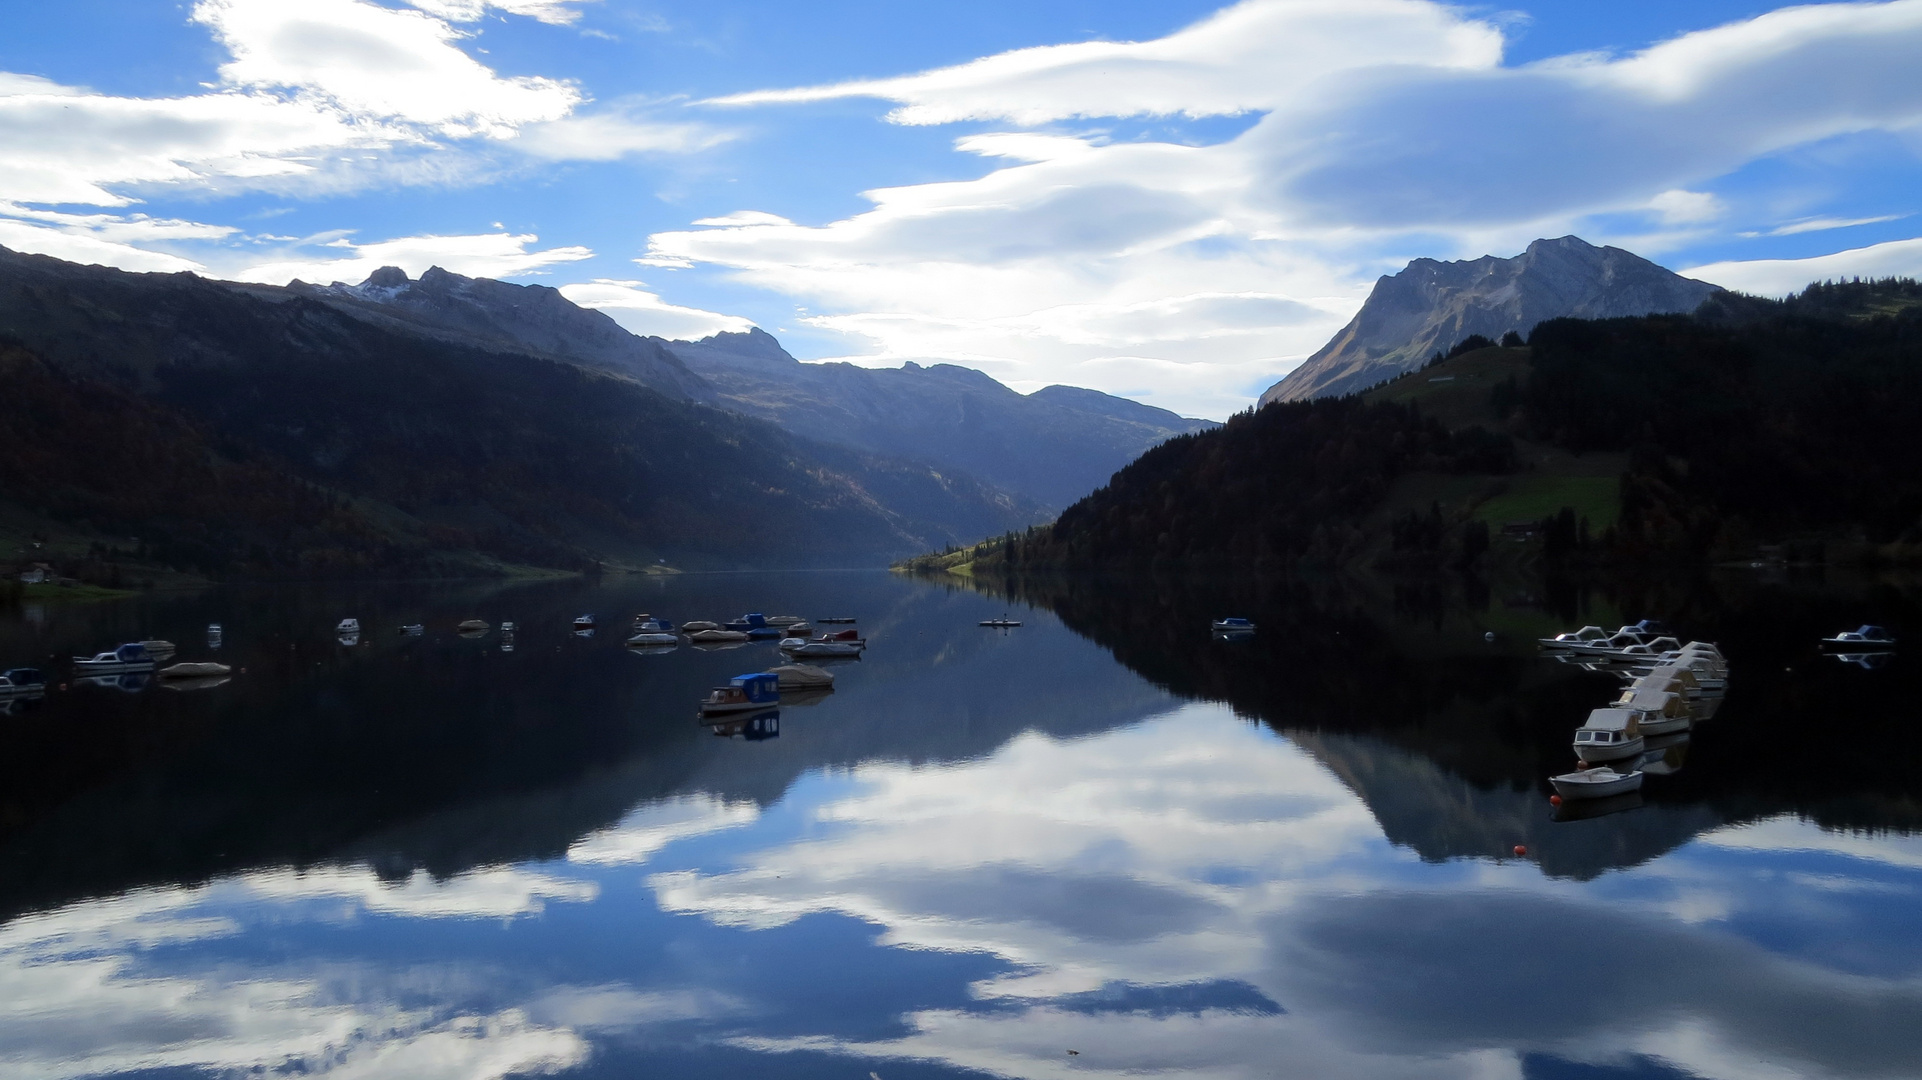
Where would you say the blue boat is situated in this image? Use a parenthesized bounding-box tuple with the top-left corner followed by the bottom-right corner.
(700, 672, 781, 715)
(0, 668, 46, 696)
(724, 613, 770, 632)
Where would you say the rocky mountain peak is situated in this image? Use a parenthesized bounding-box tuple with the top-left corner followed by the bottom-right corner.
(1257, 236, 1723, 405)
(363, 266, 409, 289)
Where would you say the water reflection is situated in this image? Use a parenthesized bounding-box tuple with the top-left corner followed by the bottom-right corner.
(0, 571, 1917, 1078)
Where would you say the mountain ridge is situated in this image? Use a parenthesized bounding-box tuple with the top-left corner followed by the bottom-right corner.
(1260, 236, 1723, 404)
(658, 329, 1216, 510)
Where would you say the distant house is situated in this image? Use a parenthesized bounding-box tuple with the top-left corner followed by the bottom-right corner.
(1501, 522, 1538, 538)
(19, 563, 51, 584)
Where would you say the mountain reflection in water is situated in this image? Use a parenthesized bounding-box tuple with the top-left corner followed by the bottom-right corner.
(0, 570, 1918, 1079)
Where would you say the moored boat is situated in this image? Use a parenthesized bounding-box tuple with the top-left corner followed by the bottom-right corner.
(159, 661, 232, 679)
(1210, 617, 1255, 632)
(626, 632, 679, 647)
(782, 623, 813, 638)
(72, 643, 155, 674)
(1550, 765, 1645, 800)
(337, 618, 360, 634)
(688, 629, 749, 643)
(1572, 708, 1645, 762)
(780, 640, 863, 658)
(981, 616, 1023, 628)
(700, 672, 781, 715)
(818, 617, 857, 625)
(1821, 625, 1895, 650)
(769, 663, 835, 690)
(762, 615, 806, 627)
(680, 620, 721, 633)
(457, 619, 490, 634)
(572, 614, 596, 630)
(0, 668, 47, 696)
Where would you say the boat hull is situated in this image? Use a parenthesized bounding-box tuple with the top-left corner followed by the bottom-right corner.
(1550, 770, 1646, 799)
(781, 642, 863, 658)
(1572, 735, 1645, 762)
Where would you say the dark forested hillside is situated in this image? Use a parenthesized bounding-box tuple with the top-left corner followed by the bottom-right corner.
(935, 279, 1922, 574)
(992, 396, 1515, 571)
(0, 247, 1038, 576)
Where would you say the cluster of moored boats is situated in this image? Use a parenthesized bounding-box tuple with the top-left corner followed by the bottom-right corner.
(0, 636, 235, 702)
(1540, 620, 1729, 806)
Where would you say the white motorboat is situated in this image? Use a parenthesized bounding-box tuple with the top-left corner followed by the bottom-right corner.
(680, 620, 721, 633)
(782, 623, 814, 638)
(1572, 708, 1645, 762)
(336, 618, 360, 634)
(1211, 617, 1254, 632)
(770, 663, 835, 690)
(700, 672, 782, 715)
(1614, 689, 1691, 735)
(626, 632, 680, 647)
(762, 615, 807, 627)
(500, 621, 516, 632)
(688, 629, 749, 643)
(1539, 625, 1610, 649)
(781, 640, 863, 658)
(0, 668, 47, 696)
(1821, 625, 1895, 650)
(1550, 765, 1645, 800)
(72, 643, 156, 674)
(207, 624, 223, 650)
(159, 661, 232, 679)
(573, 614, 596, 630)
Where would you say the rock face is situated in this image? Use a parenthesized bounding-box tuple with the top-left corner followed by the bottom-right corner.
(287, 267, 711, 401)
(660, 329, 1216, 510)
(1258, 236, 1723, 405)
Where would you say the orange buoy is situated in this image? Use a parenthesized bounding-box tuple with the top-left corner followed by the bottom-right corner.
(1513, 845, 1528, 856)
(1549, 795, 1562, 806)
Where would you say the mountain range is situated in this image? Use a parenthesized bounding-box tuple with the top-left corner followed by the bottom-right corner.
(290, 266, 1210, 511)
(1260, 236, 1723, 404)
(658, 329, 1215, 509)
(0, 247, 1040, 575)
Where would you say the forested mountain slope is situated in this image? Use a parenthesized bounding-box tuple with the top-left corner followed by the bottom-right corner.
(0, 247, 1037, 576)
(940, 279, 1922, 574)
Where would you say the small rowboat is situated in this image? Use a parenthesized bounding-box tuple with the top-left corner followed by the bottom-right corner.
(980, 617, 1022, 628)
(1211, 618, 1255, 632)
(1549, 766, 1645, 800)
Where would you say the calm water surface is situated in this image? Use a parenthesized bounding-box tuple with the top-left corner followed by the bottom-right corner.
(1, 570, 1918, 1079)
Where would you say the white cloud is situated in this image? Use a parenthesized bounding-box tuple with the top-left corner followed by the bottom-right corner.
(565, 793, 761, 865)
(193, 0, 580, 138)
(708, 0, 1505, 125)
(662, 0, 1922, 416)
(1752, 213, 1908, 237)
(514, 101, 733, 160)
(559, 278, 756, 339)
(1681, 236, 1922, 295)
(236, 230, 593, 285)
(407, 0, 600, 27)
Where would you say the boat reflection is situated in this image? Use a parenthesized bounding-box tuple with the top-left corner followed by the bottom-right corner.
(74, 672, 150, 693)
(703, 708, 781, 740)
(1551, 789, 1645, 821)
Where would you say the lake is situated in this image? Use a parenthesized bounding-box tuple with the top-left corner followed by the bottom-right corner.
(1, 569, 1918, 1080)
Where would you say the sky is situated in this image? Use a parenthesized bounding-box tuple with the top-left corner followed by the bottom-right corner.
(4, 0, 1922, 419)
